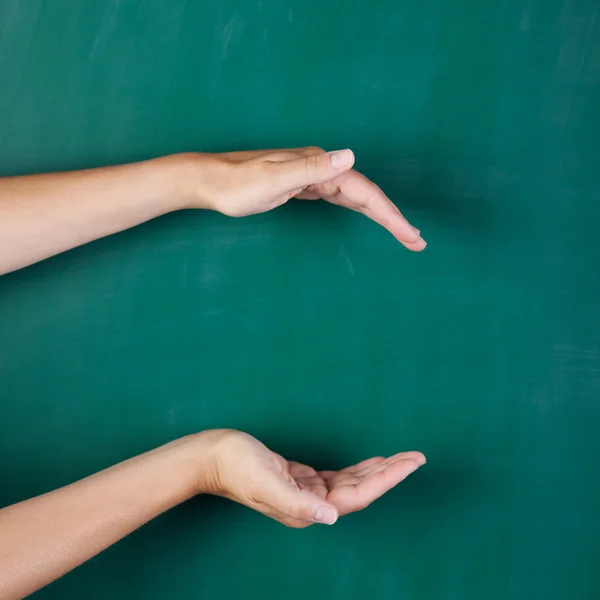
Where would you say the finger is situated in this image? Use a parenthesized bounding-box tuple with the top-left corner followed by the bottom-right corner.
(351, 451, 425, 479)
(271, 149, 355, 192)
(246, 496, 314, 528)
(218, 147, 315, 162)
(296, 477, 328, 489)
(353, 456, 425, 507)
(318, 458, 384, 481)
(321, 452, 423, 483)
(261, 147, 324, 163)
(224, 490, 313, 528)
(272, 513, 314, 529)
(403, 240, 427, 252)
(322, 474, 361, 488)
(339, 456, 386, 474)
(288, 461, 318, 478)
(297, 478, 329, 500)
(327, 455, 426, 515)
(294, 190, 322, 200)
(290, 463, 329, 495)
(363, 199, 426, 251)
(257, 472, 338, 525)
(320, 170, 426, 251)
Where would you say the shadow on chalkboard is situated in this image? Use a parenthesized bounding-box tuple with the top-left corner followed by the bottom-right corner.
(69, 445, 483, 593)
(245, 435, 479, 517)
(162, 453, 479, 557)
(365, 161, 501, 245)
(280, 155, 509, 248)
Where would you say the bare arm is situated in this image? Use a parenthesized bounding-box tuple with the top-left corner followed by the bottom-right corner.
(0, 156, 192, 275)
(0, 147, 425, 275)
(0, 436, 204, 599)
(0, 429, 425, 599)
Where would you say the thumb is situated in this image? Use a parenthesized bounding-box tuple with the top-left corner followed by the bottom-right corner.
(260, 475, 339, 525)
(274, 149, 355, 192)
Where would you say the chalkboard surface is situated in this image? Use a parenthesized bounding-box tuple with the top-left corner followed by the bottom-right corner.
(1, 1, 599, 599)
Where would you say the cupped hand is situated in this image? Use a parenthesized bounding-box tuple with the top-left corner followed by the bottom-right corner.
(196, 430, 425, 528)
(187, 147, 426, 251)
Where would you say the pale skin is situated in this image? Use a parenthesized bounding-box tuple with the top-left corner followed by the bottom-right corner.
(0, 147, 425, 275)
(0, 147, 427, 599)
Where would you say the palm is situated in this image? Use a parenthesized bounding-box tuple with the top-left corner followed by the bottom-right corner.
(213, 431, 424, 528)
(287, 453, 424, 516)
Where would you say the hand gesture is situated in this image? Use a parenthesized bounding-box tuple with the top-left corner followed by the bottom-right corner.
(189, 147, 426, 251)
(198, 430, 425, 527)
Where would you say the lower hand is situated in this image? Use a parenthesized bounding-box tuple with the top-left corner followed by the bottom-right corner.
(193, 429, 425, 527)
(181, 147, 426, 252)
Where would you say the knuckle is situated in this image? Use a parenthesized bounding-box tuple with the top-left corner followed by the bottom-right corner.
(305, 153, 322, 174)
(287, 499, 311, 521)
(304, 145, 324, 154)
(359, 192, 375, 213)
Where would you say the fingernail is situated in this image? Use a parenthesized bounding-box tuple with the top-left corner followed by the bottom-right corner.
(330, 149, 353, 169)
(314, 506, 337, 525)
(411, 226, 421, 236)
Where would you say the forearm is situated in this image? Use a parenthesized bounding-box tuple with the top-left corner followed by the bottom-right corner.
(0, 154, 198, 275)
(0, 146, 425, 276)
(0, 435, 205, 600)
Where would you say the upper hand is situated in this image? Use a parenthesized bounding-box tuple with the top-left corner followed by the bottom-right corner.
(195, 430, 425, 528)
(184, 148, 426, 251)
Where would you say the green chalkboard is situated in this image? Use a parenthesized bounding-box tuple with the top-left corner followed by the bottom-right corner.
(1, 1, 599, 598)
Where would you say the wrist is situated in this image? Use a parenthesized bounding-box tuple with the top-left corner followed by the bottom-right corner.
(173, 429, 236, 497)
(139, 153, 206, 213)
(165, 152, 213, 211)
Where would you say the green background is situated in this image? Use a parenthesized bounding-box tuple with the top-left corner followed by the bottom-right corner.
(1, 1, 599, 598)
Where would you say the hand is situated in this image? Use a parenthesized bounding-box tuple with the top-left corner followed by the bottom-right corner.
(0, 146, 425, 275)
(185, 147, 426, 251)
(195, 430, 425, 528)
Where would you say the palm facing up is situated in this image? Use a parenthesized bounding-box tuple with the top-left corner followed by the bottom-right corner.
(202, 431, 425, 528)
(289, 453, 424, 519)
